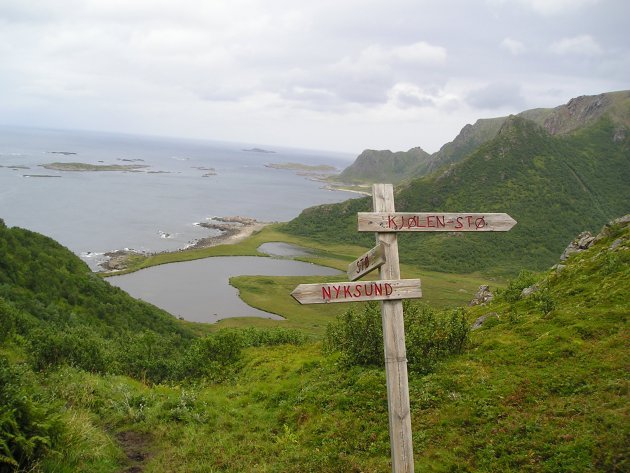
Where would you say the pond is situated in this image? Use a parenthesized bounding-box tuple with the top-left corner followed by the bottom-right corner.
(257, 242, 314, 257)
(107, 256, 340, 323)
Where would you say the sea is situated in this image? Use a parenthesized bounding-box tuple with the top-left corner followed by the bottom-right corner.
(0, 125, 357, 270)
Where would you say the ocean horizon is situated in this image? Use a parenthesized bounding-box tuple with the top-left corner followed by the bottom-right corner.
(0, 125, 358, 269)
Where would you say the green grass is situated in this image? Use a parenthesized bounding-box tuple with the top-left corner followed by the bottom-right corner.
(1, 214, 627, 472)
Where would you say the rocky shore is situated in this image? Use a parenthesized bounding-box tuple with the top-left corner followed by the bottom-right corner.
(98, 216, 268, 272)
(187, 216, 268, 249)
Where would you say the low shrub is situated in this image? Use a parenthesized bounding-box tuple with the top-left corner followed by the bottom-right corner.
(0, 357, 63, 471)
(323, 301, 470, 374)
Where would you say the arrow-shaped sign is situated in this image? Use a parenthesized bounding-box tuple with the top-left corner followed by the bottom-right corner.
(291, 279, 421, 305)
(347, 242, 386, 281)
(358, 212, 517, 232)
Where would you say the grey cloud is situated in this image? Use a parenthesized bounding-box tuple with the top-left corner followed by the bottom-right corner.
(466, 83, 526, 110)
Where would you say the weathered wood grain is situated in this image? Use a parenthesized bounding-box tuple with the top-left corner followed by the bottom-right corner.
(347, 242, 386, 281)
(358, 212, 517, 232)
(373, 183, 415, 473)
(290, 278, 421, 305)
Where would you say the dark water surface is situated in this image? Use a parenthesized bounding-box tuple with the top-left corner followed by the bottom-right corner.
(107, 256, 340, 323)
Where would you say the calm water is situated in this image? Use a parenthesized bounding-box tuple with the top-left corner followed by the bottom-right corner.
(0, 126, 355, 268)
(107, 256, 340, 322)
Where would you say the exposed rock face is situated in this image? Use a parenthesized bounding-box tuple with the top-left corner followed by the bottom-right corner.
(560, 214, 630, 261)
(469, 285, 494, 306)
(543, 93, 611, 135)
(560, 231, 596, 261)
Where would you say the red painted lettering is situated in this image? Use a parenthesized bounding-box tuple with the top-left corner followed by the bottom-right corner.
(322, 286, 331, 300)
(333, 286, 341, 298)
(365, 283, 374, 296)
(353, 285, 362, 297)
(374, 283, 383, 296)
(475, 217, 486, 229)
(385, 283, 393, 296)
(455, 217, 463, 229)
(387, 215, 398, 229)
(343, 286, 352, 298)
(356, 255, 369, 272)
(466, 216, 474, 227)
(427, 215, 436, 227)
(436, 215, 446, 228)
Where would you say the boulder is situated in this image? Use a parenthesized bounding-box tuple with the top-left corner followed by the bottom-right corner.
(469, 285, 494, 306)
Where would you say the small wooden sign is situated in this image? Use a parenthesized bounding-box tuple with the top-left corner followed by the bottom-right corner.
(347, 242, 386, 281)
(291, 278, 421, 305)
(358, 212, 517, 232)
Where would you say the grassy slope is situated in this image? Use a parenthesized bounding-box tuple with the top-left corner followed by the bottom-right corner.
(1, 213, 627, 472)
(26, 218, 628, 472)
(282, 116, 630, 275)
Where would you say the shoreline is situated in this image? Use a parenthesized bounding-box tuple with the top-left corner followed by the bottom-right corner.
(99, 216, 270, 272)
(188, 217, 270, 249)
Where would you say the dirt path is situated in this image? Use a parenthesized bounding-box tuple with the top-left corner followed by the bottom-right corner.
(116, 431, 153, 473)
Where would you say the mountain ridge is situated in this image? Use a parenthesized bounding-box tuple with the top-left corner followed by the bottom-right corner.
(283, 94, 630, 274)
(335, 90, 630, 184)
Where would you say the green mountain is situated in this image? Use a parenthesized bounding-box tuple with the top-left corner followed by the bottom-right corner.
(336, 147, 431, 184)
(335, 90, 630, 184)
(283, 97, 630, 274)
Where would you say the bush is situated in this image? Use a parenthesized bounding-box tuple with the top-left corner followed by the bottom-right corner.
(323, 301, 470, 374)
(496, 270, 539, 302)
(405, 305, 469, 374)
(0, 357, 63, 471)
(323, 302, 383, 367)
(28, 326, 112, 373)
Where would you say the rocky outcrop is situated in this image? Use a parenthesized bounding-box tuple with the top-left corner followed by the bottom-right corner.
(560, 231, 596, 261)
(560, 214, 630, 261)
(468, 285, 494, 306)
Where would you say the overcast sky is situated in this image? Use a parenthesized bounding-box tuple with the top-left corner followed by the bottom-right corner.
(0, 0, 628, 155)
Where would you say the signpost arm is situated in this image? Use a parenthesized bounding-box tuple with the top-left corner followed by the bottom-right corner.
(373, 183, 414, 473)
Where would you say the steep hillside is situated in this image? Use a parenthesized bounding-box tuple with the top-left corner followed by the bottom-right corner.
(336, 147, 430, 184)
(423, 116, 506, 175)
(334, 90, 630, 185)
(283, 113, 630, 274)
(0, 219, 189, 339)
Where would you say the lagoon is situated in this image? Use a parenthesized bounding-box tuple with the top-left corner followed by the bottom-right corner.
(107, 256, 340, 323)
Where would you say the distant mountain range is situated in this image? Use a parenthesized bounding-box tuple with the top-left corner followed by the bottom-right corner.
(284, 91, 630, 274)
(335, 90, 630, 185)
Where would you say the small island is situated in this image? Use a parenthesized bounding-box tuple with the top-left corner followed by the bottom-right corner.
(243, 147, 276, 154)
(41, 162, 149, 172)
(264, 162, 338, 173)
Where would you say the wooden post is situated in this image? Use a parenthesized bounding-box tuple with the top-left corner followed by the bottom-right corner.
(291, 182, 516, 472)
(373, 183, 414, 473)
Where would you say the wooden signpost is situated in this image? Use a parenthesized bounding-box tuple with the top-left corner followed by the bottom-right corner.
(291, 183, 516, 473)
(347, 242, 386, 281)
